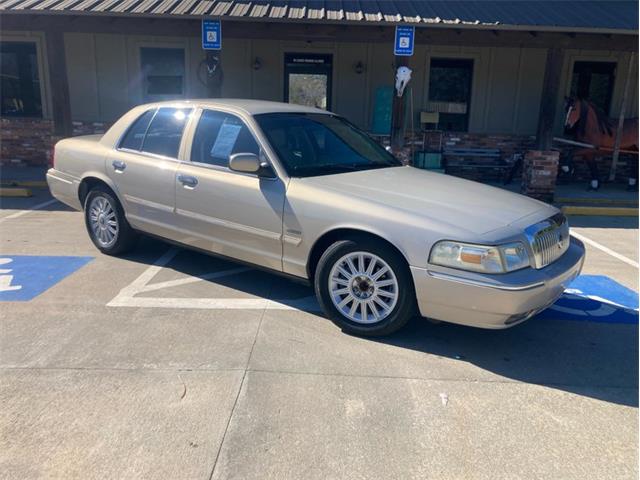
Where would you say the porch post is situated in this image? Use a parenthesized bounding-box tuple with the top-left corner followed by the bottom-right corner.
(608, 51, 635, 181)
(523, 47, 564, 202)
(390, 56, 409, 155)
(535, 47, 564, 150)
(45, 29, 73, 138)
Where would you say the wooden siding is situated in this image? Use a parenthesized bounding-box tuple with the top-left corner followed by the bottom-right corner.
(5, 30, 636, 135)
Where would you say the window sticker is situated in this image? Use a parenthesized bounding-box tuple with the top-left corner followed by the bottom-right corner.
(210, 121, 242, 159)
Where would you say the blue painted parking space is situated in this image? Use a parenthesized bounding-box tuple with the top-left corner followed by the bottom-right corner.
(539, 274, 639, 324)
(0, 255, 93, 301)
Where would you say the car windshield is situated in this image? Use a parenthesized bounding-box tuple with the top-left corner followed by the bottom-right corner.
(254, 113, 401, 177)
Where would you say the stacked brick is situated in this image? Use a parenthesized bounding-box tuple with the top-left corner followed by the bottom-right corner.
(521, 150, 559, 202)
(0, 118, 112, 167)
(1, 118, 54, 167)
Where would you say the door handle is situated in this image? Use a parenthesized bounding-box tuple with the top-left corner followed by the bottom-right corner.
(112, 160, 126, 172)
(177, 174, 198, 189)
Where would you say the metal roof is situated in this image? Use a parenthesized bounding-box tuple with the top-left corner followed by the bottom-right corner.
(1, 0, 637, 33)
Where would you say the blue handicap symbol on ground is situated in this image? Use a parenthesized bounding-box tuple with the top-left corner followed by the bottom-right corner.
(0, 255, 93, 301)
(537, 274, 638, 324)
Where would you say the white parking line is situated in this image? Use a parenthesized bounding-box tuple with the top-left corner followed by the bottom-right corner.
(0, 199, 59, 223)
(572, 231, 639, 269)
(107, 247, 319, 311)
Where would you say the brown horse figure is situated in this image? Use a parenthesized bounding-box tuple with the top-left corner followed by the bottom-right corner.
(564, 97, 638, 190)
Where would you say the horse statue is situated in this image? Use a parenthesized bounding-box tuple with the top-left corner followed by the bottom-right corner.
(563, 97, 638, 191)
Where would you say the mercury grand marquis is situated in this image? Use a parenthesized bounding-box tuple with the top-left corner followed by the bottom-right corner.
(47, 99, 585, 336)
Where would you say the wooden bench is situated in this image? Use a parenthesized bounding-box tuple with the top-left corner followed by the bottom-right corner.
(443, 148, 509, 180)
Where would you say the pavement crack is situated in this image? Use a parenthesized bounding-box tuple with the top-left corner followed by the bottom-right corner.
(208, 296, 269, 480)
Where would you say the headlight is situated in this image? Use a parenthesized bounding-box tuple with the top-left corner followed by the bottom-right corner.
(429, 241, 530, 273)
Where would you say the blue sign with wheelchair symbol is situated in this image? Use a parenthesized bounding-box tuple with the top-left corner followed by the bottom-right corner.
(202, 19, 221, 50)
(394, 26, 415, 56)
(0, 255, 93, 302)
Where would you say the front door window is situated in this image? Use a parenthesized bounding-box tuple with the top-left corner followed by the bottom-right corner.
(284, 53, 333, 110)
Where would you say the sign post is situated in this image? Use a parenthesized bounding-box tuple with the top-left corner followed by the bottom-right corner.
(391, 26, 415, 155)
(201, 19, 222, 97)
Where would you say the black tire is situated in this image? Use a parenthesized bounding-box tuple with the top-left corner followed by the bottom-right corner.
(84, 185, 138, 255)
(314, 237, 416, 337)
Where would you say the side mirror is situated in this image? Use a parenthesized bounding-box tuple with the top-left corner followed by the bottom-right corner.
(229, 153, 261, 174)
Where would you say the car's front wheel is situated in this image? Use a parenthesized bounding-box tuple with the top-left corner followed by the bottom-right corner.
(314, 238, 416, 336)
(84, 186, 137, 255)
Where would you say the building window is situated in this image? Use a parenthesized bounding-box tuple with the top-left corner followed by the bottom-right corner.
(427, 58, 474, 132)
(140, 47, 185, 101)
(0, 42, 42, 117)
(570, 61, 616, 114)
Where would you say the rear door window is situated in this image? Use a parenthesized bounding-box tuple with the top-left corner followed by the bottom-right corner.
(140, 107, 192, 159)
(119, 109, 155, 151)
(190, 110, 260, 168)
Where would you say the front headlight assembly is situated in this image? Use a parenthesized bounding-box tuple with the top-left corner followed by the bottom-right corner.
(429, 241, 530, 274)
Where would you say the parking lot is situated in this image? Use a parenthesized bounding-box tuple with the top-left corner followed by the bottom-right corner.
(1, 193, 638, 480)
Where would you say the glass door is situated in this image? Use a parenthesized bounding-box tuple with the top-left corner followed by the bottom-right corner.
(284, 53, 332, 110)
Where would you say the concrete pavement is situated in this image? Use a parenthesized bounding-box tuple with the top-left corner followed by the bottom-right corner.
(0, 193, 637, 479)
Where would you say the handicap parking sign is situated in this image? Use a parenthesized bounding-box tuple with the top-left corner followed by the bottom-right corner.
(202, 19, 221, 50)
(0, 255, 93, 301)
(394, 26, 415, 56)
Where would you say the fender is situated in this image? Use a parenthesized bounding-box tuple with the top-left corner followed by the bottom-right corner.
(79, 171, 125, 208)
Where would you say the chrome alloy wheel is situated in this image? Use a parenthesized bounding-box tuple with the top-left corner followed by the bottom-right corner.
(328, 252, 399, 324)
(88, 196, 119, 248)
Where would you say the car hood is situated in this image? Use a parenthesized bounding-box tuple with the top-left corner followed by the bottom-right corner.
(296, 166, 554, 236)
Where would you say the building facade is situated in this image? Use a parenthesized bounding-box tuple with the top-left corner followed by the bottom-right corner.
(1, 1, 638, 177)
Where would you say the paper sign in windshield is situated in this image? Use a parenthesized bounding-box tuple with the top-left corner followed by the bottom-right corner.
(211, 122, 241, 160)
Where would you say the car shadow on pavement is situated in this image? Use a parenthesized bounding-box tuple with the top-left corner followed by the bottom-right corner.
(376, 312, 638, 407)
(122, 237, 638, 408)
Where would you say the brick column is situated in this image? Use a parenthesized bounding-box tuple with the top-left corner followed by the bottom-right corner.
(521, 150, 559, 202)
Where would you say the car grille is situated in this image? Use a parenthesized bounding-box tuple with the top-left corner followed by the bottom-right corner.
(525, 213, 570, 269)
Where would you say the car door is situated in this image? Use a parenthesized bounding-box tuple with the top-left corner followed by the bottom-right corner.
(108, 107, 192, 235)
(174, 108, 286, 271)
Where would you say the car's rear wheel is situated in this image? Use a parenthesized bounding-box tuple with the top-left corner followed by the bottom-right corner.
(314, 238, 416, 336)
(84, 186, 137, 255)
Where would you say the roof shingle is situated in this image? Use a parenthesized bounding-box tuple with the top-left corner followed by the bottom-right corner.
(1, 0, 637, 32)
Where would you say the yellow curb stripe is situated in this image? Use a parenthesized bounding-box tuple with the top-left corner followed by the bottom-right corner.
(562, 205, 638, 216)
(1, 180, 48, 188)
(0, 187, 32, 197)
(556, 196, 638, 206)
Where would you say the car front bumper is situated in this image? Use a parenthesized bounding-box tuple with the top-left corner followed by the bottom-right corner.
(410, 237, 586, 329)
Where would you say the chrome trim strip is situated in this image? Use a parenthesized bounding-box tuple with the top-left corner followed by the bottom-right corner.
(283, 234, 303, 246)
(175, 208, 282, 241)
(426, 270, 545, 291)
(123, 194, 174, 213)
(46, 173, 73, 185)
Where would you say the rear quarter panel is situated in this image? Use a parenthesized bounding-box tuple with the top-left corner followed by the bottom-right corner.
(50, 135, 118, 209)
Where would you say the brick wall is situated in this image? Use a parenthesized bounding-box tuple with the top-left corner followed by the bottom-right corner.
(384, 132, 536, 181)
(0, 117, 112, 167)
(387, 131, 634, 184)
(0, 118, 55, 167)
(522, 150, 559, 202)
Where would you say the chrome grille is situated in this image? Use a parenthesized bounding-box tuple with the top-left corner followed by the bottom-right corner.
(525, 213, 570, 269)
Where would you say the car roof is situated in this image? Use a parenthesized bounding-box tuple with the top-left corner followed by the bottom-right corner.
(137, 99, 331, 116)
